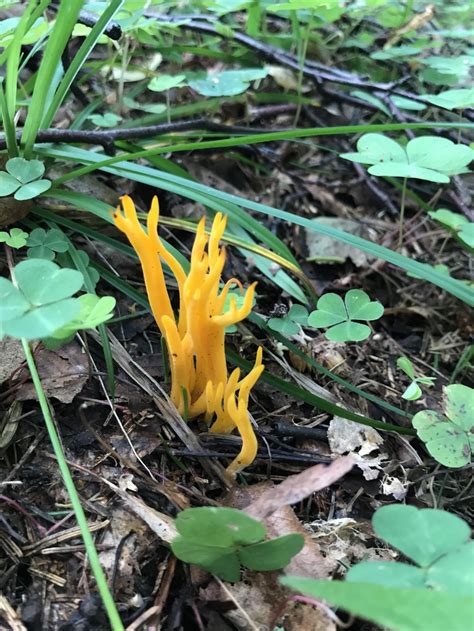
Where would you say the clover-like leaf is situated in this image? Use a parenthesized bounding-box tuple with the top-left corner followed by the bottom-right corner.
(0, 171, 20, 196)
(412, 385, 474, 467)
(424, 88, 474, 110)
(459, 223, 474, 249)
(176, 507, 265, 548)
(188, 68, 267, 97)
(48, 294, 116, 343)
(239, 534, 304, 572)
(421, 55, 473, 86)
(344, 505, 473, 598)
(27, 228, 69, 260)
(341, 134, 473, 183)
(341, 133, 406, 166)
(344, 289, 384, 321)
(171, 507, 303, 582)
(89, 112, 122, 127)
(3, 300, 80, 340)
(0, 228, 28, 249)
(0, 277, 29, 323)
(426, 541, 474, 595)
(14, 179, 51, 200)
(307, 293, 347, 328)
(281, 577, 474, 631)
(307, 290, 383, 342)
(390, 95, 426, 111)
(268, 304, 309, 336)
(6, 157, 45, 184)
(148, 74, 186, 92)
(444, 384, 473, 432)
(429, 208, 474, 250)
(429, 208, 468, 231)
(0, 259, 83, 341)
(15, 259, 83, 305)
(373, 505, 470, 568)
(397, 356, 435, 401)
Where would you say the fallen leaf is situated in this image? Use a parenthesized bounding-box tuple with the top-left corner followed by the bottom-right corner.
(328, 418, 387, 480)
(0, 337, 24, 384)
(307, 217, 374, 267)
(382, 475, 408, 500)
(99, 507, 152, 596)
(244, 456, 355, 520)
(265, 65, 299, 90)
(328, 417, 383, 457)
(101, 478, 177, 544)
(201, 573, 335, 631)
(17, 343, 88, 403)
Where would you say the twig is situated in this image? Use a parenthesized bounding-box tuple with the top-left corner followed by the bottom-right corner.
(0, 120, 290, 153)
(145, 12, 442, 107)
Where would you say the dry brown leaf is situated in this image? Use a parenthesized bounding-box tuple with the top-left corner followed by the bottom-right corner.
(328, 418, 386, 480)
(0, 338, 25, 384)
(244, 456, 354, 520)
(99, 507, 152, 596)
(17, 343, 88, 403)
(101, 478, 177, 544)
(227, 457, 354, 581)
(201, 573, 335, 631)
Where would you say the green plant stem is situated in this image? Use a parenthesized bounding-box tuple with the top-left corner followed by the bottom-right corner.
(294, 11, 313, 126)
(19, 340, 124, 631)
(0, 79, 18, 156)
(398, 177, 407, 250)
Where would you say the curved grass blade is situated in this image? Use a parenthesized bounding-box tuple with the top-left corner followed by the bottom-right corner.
(41, 0, 124, 129)
(41, 145, 474, 306)
(21, 0, 84, 156)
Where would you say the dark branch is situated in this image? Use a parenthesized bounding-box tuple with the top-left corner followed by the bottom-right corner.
(0, 119, 291, 153)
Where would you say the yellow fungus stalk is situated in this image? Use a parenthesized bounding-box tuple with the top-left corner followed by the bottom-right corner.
(112, 196, 264, 476)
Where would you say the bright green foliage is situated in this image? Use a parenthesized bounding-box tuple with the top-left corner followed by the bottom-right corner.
(307, 289, 383, 342)
(420, 56, 473, 86)
(88, 112, 122, 127)
(44, 294, 116, 347)
(280, 578, 474, 631)
(171, 507, 304, 582)
(348, 505, 473, 594)
(0, 259, 83, 340)
(268, 304, 308, 336)
(412, 384, 474, 467)
(397, 356, 435, 401)
(123, 96, 166, 114)
(0, 227, 28, 248)
(429, 209, 474, 250)
(27, 227, 69, 260)
(224, 289, 256, 333)
(56, 250, 100, 290)
(0, 158, 51, 200)
(424, 88, 474, 110)
(340, 134, 473, 183)
(148, 74, 186, 92)
(371, 46, 421, 60)
(282, 505, 474, 631)
(188, 68, 268, 96)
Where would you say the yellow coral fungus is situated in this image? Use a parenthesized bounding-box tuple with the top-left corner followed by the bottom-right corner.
(112, 195, 264, 476)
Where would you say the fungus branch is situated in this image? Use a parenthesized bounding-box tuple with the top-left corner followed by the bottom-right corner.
(112, 196, 264, 476)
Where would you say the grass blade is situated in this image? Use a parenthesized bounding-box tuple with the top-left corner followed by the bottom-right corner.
(41, 0, 124, 129)
(21, 340, 124, 630)
(21, 0, 84, 156)
(41, 145, 474, 306)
